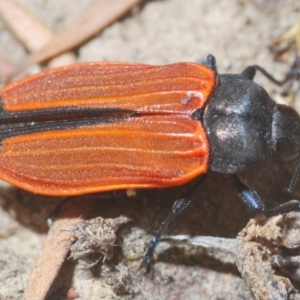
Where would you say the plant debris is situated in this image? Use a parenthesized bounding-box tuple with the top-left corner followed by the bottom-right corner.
(67, 215, 131, 267)
(159, 212, 300, 300)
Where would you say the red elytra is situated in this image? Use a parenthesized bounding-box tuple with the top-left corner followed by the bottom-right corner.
(0, 62, 216, 195)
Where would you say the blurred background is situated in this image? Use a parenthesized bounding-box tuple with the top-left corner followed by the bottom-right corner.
(0, 1, 299, 299)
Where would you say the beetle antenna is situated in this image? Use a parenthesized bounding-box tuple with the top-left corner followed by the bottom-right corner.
(287, 161, 300, 193)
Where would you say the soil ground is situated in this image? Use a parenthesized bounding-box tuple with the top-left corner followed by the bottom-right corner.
(0, 0, 300, 299)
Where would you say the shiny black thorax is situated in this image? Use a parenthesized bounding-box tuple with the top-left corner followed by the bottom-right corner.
(203, 68, 300, 175)
(203, 74, 276, 174)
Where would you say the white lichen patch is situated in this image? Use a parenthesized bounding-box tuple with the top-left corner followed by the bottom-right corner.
(181, 91, 203, 105)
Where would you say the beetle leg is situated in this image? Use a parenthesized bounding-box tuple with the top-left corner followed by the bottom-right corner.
(141, 197, 192, 272)
(241, 66, 256, 80)
(47, 197, 70, 226)
(240, 56, 300, 84)
(254, 64, 294, 86)
(232, 174, 265, 212)
(245, 55, 300, 85)
(142, 178, 206, 272)
(206, 54, 217, 72)
(288, 161, 300, 193)
(232, 174, 300, 216)
(47, 191, 125, 226)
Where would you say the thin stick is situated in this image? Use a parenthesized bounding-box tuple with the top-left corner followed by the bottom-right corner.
(23, 198, 92, 300)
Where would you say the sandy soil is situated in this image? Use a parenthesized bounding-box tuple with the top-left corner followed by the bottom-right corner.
(0, 0, 300, 299)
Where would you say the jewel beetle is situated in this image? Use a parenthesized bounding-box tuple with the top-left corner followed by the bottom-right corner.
(1, 55, 300, 267)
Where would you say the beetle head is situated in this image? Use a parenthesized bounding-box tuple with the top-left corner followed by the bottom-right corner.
(272, 103, 300, 193)
(272, 104, 300, 163)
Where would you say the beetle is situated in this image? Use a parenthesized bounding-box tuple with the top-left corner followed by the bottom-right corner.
(0, 55, 300, 267)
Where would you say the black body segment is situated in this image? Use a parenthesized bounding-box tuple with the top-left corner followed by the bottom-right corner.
(204, 74, 275, 173)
